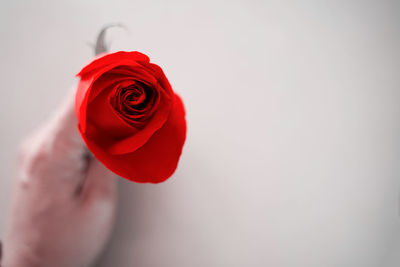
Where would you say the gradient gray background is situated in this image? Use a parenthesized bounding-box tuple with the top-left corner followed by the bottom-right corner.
(1, 0, 400, 266)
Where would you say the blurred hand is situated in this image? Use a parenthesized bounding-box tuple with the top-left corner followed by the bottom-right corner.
(3, 86, 117, 267)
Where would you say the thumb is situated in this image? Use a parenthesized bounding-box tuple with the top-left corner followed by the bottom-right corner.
(46, 85, 88, 166)
(19, 84, 89, 189)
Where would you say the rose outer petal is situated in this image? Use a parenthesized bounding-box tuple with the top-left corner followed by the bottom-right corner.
(80, 94, 186, 183)
(77, 51, 150, 77)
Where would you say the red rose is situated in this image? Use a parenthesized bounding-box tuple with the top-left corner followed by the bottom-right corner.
(75, 51, 186, 183)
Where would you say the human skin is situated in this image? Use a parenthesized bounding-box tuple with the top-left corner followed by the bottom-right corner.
(2, 86, 117, 267)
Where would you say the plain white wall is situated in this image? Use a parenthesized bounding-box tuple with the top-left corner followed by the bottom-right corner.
(1, 1, 400, 266)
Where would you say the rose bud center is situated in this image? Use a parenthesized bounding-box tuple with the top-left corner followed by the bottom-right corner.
(110, 82, 157, 128)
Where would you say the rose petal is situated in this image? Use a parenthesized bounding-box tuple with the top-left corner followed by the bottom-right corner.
(80, 94, 186, 183)
(139, 62, 174, 96)
(106, 86, 172, 155)
(76, 59, 140, 133)
(77, 51, 150, 77)
(86, 81, 139, 139)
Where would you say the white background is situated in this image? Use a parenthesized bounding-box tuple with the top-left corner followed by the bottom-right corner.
(1, 0, 400, 266)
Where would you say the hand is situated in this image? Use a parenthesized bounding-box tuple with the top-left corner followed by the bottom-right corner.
(3, 86, 117, 267)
